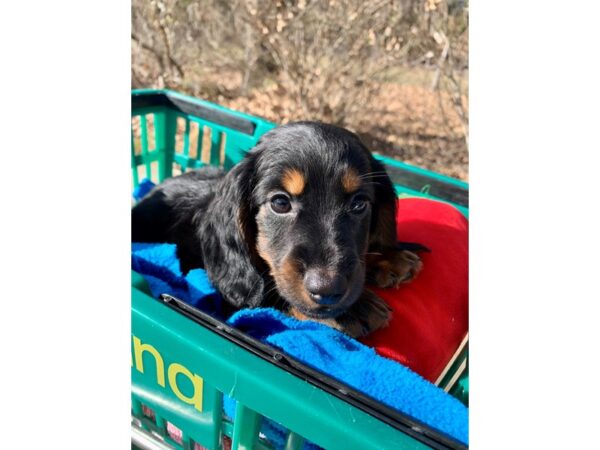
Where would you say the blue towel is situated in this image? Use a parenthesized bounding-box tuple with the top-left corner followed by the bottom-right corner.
(132, 242, 223, 314)
(132, 178, 156, 202)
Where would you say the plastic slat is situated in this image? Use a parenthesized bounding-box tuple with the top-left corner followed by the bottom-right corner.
(131, 129, 139, 186)
(154, 113, 161, 156)
(210, 391, 224, 450)
(140, 115, 152, 179)
(180, 119, 191, 172)
(195, 124, 205, 164)
(284, 431, 306, 450)
(232, 403, 262, 450)
(182, 119, 191, 156)
(222, 136, 247, 170)
(153, 412, 167, 436)
(132, 397, 144, 419)
(153, 111, 166, 182)
(154, 111, 177, 182)
(174, 154, 205, 171)
(210, 130, 223, 168)
(219, 133, 227, 167)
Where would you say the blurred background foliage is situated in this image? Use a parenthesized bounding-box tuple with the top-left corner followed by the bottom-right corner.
(132, 0, 468, 180)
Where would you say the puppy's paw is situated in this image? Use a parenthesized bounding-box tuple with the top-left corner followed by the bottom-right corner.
(327, 290, 392, 338)
(345, 290, 392, 338)
(367, 248, 423, 288)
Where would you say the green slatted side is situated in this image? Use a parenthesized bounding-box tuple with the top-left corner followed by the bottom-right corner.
(131, 113, 272, 186)
(131, 91, 276, 188)
(132, 282, 431, 450)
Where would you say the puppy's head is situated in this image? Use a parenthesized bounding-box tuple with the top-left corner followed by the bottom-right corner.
(247, 122, 397, 318)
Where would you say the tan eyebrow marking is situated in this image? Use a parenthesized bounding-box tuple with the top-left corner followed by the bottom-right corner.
(281, 168, 305, 195)
(342, 168, 361, 193)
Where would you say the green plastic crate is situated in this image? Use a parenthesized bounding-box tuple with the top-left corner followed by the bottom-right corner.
(131, 89, 469, 450)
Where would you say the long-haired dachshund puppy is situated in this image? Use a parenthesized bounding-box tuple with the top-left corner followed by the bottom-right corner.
(132, 122, 425, 337)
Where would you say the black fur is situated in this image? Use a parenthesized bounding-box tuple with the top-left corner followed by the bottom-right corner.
(132, 122, 420, 329)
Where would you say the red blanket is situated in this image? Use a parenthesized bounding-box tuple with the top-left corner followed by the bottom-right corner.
(360, 198, 469, 383)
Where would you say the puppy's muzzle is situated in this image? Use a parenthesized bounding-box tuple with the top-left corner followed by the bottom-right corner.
(303, 269, 348, 306)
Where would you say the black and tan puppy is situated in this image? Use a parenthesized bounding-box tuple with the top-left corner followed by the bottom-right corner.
(132, 122, 424, 337)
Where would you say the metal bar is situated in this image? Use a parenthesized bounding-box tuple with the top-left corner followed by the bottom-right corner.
(132, 421, 176, 450)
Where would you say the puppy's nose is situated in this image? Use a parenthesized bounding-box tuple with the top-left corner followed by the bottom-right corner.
(304, 269, 347, 305)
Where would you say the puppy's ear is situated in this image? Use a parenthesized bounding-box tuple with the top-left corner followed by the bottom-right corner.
(367, 156, 398, 248)
(199, 152, 265, 309)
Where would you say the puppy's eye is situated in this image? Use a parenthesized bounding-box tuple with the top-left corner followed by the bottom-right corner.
(349, 196, 369, 214)
(270, 194, 292, 214)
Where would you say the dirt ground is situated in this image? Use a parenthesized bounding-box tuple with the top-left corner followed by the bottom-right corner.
(217, 80, 468, 181)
